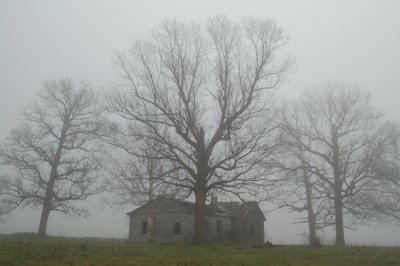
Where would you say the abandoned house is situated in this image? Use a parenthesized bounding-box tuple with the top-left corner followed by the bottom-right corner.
(127, 196, 266, 245)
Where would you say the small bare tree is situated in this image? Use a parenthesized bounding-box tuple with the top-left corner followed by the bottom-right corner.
(283, 83, 400, 246)
(0, 79, 104, 236)
(0, 175, 20, 216)
(108, 15, 292, 243)
(274, 109, 334, 246)
(102, 122, 185, 207)
(274, 152, 328, 245)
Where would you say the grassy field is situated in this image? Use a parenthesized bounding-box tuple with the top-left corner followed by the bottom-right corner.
(0, 235, 399, 266)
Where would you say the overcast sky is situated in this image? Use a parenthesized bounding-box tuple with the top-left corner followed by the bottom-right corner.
(1, 0, 400, 245)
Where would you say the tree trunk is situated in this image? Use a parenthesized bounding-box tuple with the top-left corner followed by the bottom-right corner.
(334, 191, 345, 246)
(192, 186, 207, 244)
(192, 127, 208, 244)
(37, 170, 56, 237)
(332, 133, 345, 246)
(37, 119, 69, 236)
(308, 213, 317, 246)
(37, 202, 51, 236)
(304, 176, 317, 245)
(148, 172, 154, 202)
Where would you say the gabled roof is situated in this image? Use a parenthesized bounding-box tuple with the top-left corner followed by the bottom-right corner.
(217, 202, 267, 221)
(126, 196, 195, 215)
(127, 197, 266, 221)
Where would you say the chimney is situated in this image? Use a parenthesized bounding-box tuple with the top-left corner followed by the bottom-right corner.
(211, 196, 218, 204)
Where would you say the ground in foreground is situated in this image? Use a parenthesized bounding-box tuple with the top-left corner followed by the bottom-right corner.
(0, 235, 399, 266)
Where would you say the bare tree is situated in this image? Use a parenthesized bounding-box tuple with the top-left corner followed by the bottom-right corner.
(102, 122, 185, 207)
(283, 83, 400, 246)
(107, 16, 292, 243)
(274, 114, 334, 246)
(274, 154, 320, 245)
(0, 79, 104, 236)
(0, 175, 20, 216)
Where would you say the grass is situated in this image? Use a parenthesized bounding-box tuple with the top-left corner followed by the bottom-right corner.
(0, 234, 400, 265)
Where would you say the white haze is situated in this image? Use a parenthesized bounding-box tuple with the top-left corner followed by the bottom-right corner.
(0, 0, 399, 245)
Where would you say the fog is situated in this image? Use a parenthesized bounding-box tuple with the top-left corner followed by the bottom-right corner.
(1, 0, 399, 245)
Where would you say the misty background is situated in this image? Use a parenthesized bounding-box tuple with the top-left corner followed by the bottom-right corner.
(1, 0, 399, 245)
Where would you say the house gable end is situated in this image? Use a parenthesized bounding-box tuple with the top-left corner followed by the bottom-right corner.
(241, 203, 266, 221)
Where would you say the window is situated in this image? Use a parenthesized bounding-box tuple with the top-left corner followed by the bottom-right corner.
(216, 220, 223, 232)
(174, 222, 181, 235)
(142, 221, 148, 234)
(250, 224, 255, 236)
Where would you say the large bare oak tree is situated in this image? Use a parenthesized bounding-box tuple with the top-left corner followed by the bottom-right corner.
(108, 16, 292, 243)
(0, 79, 104, 236)
(283, 84, 400, 246)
